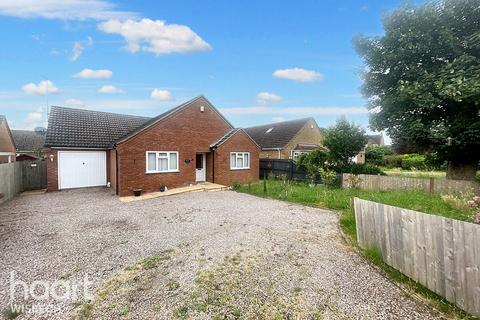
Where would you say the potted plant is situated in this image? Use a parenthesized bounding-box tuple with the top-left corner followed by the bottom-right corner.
(133, 188, 142, 197)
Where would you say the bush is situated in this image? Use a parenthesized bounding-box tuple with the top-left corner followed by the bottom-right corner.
(424, 152, 447, 170)
(401, 153, 426, 170)
(334, 163, 385, 175)
(365, 146, 393, 166)
(383, 154, 403, 168)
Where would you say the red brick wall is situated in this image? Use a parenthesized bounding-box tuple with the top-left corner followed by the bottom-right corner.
(45, 148, 58, 191)
(214, 131, 260, 186)
(109, 149, 117, 194)
(116, 97, 232, 196)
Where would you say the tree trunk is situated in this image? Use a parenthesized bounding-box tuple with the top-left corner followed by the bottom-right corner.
(446, 160, 478, 181)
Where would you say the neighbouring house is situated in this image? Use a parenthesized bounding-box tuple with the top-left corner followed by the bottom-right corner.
(355, 134, 385, 164)
(0, 115, 16, 164)
(244, 117, 324, 159)
(11, 128, 46, 161)
(44, 96, 260, 196)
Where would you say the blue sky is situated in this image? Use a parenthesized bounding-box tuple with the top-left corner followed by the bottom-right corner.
(0, 0, 406, 141)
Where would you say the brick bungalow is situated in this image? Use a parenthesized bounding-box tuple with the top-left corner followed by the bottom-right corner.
(0, 115, 16, 164)
(244, 117, 324, 159)
(44, 96, 260, 196)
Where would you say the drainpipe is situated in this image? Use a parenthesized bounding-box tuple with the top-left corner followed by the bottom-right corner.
(115, 147, 119, 195)
(277, 148, 281, 159)
(210, 147, 216, 183)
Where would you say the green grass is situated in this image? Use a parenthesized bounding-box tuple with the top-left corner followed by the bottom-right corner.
(382, 168, 447, 179)
(236, 180, 478, 319)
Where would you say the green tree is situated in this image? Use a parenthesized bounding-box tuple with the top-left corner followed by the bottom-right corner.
(323, 118, 367, 166)
(354, 0, 480, 180)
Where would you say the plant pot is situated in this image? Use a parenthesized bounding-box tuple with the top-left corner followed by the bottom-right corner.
(133, 189, 142, 197)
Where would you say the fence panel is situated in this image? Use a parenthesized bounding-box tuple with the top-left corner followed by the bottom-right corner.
(343, 174, 480, 194)
(259, 159, 307, 181)
(354, 198, 480, 317)
(0, 162, 22, 204)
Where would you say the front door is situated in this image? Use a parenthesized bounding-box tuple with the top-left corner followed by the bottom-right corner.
(196, 153, 206, 182)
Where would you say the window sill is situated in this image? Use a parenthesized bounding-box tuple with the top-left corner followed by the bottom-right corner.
(146, 170, 180, 174)
(230, 167, 250, 171)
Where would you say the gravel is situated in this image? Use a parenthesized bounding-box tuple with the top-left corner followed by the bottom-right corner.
(0, 188, 443, 319)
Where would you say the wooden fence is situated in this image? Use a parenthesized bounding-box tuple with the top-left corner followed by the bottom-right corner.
(0, 160, 47, 204)
(260, 159, 307, 181)
(342, 174, 480, 194)
(354, 198, 480, 317)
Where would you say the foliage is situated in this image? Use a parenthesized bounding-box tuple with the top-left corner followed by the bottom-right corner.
(365, 146, 393, 166)
(383, 155, 403, 168)
(333, 163, 385, 175)
(323, 118, 367, 166)
(401, 154, 427, 170)
(354, 0, 480, 178)
(424, 152, 448, 170)
(345, 174, 363, 189)
(317, 168, 338, 187)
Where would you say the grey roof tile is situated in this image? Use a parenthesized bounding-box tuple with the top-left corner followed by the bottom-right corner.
(45, 107, 151, 148)
(243, 118, 313, 149)
(12, 130, 46, 151)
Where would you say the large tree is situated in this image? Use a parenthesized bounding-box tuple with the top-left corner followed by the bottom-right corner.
(324, 118, 367, 166)
(354, 0, 480, 180)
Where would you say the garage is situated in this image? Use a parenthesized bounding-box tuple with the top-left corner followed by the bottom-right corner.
(58, 151, 107, 189)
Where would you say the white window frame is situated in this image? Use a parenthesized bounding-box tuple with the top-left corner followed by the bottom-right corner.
(230, 152, 250, 170)
(291, 150, 310, 159)
(146, 151, 179, 173)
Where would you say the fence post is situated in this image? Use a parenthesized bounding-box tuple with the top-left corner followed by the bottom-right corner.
(263, 171, 267, 195)
(429, 177, 434, 193)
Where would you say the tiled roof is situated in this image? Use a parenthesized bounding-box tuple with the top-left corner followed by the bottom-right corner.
(367, 134, 383, 145)
(243, 118, 313, 149)
(12, 130, 46, 151)
(45, 106, 151, 148)
(210, 129, 239, 148)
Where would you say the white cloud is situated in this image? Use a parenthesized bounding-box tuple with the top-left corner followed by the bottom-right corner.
(71, 42, 84, 61)
(272, 117, 286, 123)
(256, 92, 282, 104)
(71, 36, 93, 61)
(98, 85, 123, 94)
(64, 98, 85, 107)
(150, 89, 172, 101)
(73, 68, 113, 79)
(22, 80, 59, 95)
(97, 18, 211, 55)
(273, 68, 324, 82)
(0, 0, 135, 20)
(220, 106, 368, 116)
(23, 106, 47, 129)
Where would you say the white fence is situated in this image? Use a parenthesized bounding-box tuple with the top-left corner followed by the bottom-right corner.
(354, 198, 480, 317)
(0, 162, 23, 204)
(343, 174, 480, 194)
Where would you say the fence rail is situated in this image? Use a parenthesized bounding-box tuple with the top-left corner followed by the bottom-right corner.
(343, 174, 480, 194)
(354, 198, 480, 317)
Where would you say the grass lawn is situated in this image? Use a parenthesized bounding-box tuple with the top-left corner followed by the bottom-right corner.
(236, 180, 478, 319)
(382, 168, 447, 179)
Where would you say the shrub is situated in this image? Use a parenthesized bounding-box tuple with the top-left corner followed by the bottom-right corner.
(365, 146, 393, 166)
(334, 163, 385, 175)
(383, 154, 403, 168)
(401, 153, 426, 170)
(424, 152, 447, 170)
(318, 168, 339, 187)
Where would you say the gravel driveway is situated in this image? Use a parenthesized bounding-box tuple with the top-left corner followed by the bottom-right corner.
(0, 188, 442, 319)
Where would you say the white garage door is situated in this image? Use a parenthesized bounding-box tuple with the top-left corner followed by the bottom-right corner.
(58, 151, 107, 189)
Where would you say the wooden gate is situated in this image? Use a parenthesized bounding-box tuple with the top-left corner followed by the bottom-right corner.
(21, 160, 47, 190)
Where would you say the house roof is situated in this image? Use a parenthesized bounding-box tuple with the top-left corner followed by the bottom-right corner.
(45, 106, 151, 148)
(210, 129, 239, 148)
(367, 134, 383, 145)
(45, 96, 234, 149)
(115, 95, 233, 144)
(243, 117, 314, 149)
(12, 130, 46, 152)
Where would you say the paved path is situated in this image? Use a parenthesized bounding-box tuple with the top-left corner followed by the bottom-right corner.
(0, 188, 443, 319)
